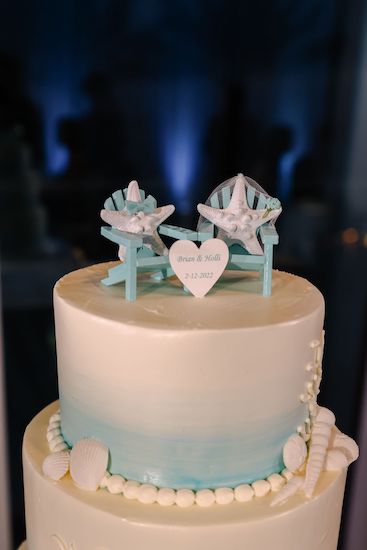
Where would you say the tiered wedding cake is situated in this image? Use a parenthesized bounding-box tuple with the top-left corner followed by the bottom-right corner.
(21, 177, 358, 550)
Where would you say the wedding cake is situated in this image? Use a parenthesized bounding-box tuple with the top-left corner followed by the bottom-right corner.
(21, 176, 358, 550)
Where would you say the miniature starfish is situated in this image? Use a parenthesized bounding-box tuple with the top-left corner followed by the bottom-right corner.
(101, 180, 175, 260)
(197, 174, 281, 255)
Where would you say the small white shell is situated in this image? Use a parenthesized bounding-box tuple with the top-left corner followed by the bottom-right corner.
(106, 474, 125, 494)
(234, 484, 254, 502)
(42, 451, 70, 481)
(175, 489, 195, 507)
(123, 480, 141, 499)
(283, 434, 308, 472)
(137, 483, 158, 504)
(271, 476, 304, 507)
(267, 473, 286, 492)
(215, 487, 234, 505)
(196, 489, 216, 507)
(281, 468, 294, 481)
(315, 407, 336, 426)
(157, 488, 176, 506)
(252, 479, 271, 497)
(325, 449, 349, 471)
(331, 432, 359, 465)
(70, 438, 109, 491)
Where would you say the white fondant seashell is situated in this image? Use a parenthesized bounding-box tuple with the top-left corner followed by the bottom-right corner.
(123, 480, 141, 499)
(157, 487, 176, 506)
(53, 442, 69, 452)
(234, 484, 254, 502)
(175, 488, 195, 507)
(70, 438, 109, 491)
(50, 412, 61, 423)
(106, 474, 125, 494)
(304, 442, 328, 498)
(267, 473, 286, 492)
(283, 434, 308, 472)
(137, 483, 158, 504)
(196, 489, 216, 507)
(331, 432, 359, 465)
(315, 407, 336, 426)
(271, 476, 303, 507)
(47, 428, 61, 442)
(42, 451, 70, 481)
(281, 468, 294, 481)
(325, 449, 349, 471)
(215, 487, 234, 505)
(252, 479, 271, 497)
(49, 435, 65, 451)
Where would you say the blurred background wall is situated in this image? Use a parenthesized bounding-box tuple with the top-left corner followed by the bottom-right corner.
(0, 1, 366, 548)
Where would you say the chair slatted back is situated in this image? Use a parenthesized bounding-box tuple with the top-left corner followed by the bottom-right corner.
(104, 188, 149, 211)
(209, 185, 269, 212)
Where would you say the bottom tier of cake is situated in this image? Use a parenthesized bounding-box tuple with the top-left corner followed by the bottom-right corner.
(23, 403, 347, 550)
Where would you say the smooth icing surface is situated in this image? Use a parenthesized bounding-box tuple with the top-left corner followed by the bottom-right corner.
(54, 263, 324, 489)
(23, 404, 347, 550)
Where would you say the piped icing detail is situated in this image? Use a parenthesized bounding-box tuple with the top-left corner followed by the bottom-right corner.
(44, 413, 298, 506)
(271, 406, 358, 506)
(44, 406, 357, 507)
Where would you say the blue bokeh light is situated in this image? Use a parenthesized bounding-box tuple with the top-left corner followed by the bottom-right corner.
(160, 81, 213, 214)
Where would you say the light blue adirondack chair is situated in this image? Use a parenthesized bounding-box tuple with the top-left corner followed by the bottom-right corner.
(100, 184, 198, 301)
(196, 175, 281, 296)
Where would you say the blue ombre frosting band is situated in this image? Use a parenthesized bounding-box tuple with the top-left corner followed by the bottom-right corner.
(60, 395, 306, 489)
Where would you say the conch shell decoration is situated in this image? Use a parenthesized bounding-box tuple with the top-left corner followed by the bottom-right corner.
(271, 406, 359, 507)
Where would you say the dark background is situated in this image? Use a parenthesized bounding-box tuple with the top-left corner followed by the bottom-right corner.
(1, 1, 367, 548)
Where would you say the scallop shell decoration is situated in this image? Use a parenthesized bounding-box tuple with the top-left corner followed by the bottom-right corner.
(70, 438, 109, 491)
(330, 431, 359, 465)
(304, 406, 335, 498)
(283, 434, 307, 473)
(42, 451, 70, 481)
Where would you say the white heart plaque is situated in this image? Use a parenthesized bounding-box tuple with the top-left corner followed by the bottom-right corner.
(169, 239, 229, 298)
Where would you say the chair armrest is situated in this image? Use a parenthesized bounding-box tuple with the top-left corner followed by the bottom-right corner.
(159, 224, 198, 241)
(197, 221, 214, 241)
(259, 224, 279, 245)
(101, 226, 143, 248)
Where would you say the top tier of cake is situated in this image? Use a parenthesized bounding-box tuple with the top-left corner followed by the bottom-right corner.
(54, 262, 324, 490)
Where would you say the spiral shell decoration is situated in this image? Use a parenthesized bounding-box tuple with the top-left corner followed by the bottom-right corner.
(304, 406, 335, 498)
(70, 438, 109, 491)
(271, 476, 304, 507)
(42, 451, 70, 481)
(283, 434, 307, 473)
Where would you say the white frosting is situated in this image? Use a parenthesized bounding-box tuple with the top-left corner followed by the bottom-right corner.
(45, 411, 301, 506)
(267, 473, 285, 492)
(175, 489, 196, 508)
(23, 404, 349, 550)
(251, 479, 271, 498)
(55, 264, 324, 491)
(283, 434, 307, 473)
(234, 484, 254, 502)
(105, 475, 125, 495)
(195, 489, 216, 507)
(137, 484, 158, 504)
(157, 488, 176, 506)
(69, 439, 109, 492)
(123, 480, 141, 500)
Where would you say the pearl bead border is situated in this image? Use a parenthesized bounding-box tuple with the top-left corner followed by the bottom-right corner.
(46, 412, 293, 507)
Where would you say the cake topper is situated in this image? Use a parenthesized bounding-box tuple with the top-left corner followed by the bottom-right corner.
(100, 180, 175, 260)
(197, 173, 281, 255)
(100, 175, 282, 300)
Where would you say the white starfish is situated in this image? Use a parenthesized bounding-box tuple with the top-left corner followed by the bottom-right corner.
(197, 174, 281, 255)
(101, 180, 175, 260)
